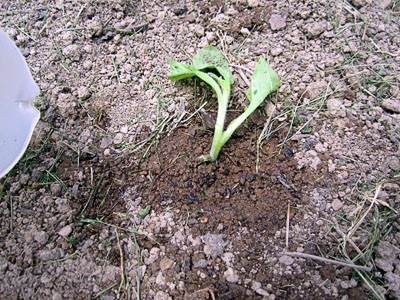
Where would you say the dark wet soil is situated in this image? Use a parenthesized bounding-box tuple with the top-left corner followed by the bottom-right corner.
(58, 109, 341, 299)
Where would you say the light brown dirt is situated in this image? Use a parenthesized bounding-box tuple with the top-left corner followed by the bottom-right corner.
(0, 0, 399, 299)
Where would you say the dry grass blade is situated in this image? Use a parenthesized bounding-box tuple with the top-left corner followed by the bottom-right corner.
(332, 177, 398, 300)
(284, 251, 372, 271)
(194, 287, 216, 300)
(286, 200, 290, 249)
(131, 225, 141, 300)
(348, 182, 382, 239)
(256, 104, 276, 173)
(278, 82, 331, 148)
(333, 221, 373, 269)
(115, 226, 125, 290)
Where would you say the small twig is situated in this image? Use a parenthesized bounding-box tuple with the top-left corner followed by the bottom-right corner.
(285, 200, 290, 248)
(258, 105, 276, 143)
(256, 105, 276, 173)
(194, 287, 216, 300)
(238, 69, 251, 87)
(278, 176, 292, 190)
(334, 222, 364, 256)
(167, 111, 186, 135)
(112, 57, 120, 84)
(361, 23, 367, 40)
(131, 225, 141, 300)
(229, 63, 253, 74)
(348, 182, 382, 238)
(355, 269, 385, 300)
(343, 3, 360, 20)
(284, 252, 372, 271)
(360, 85, 376, 98)
(304, 34, 308, 50)
(370, 38, 397, 57)
(115, 227, 125, 287)
(180, 102, 207, 124)
(334, 221, 374, 270)
(216, 30, 227, 56)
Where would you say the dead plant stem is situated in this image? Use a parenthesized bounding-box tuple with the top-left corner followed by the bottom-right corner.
(115, 226, 125, 294)
(284, 252, 372, 271)
(286, 200, 290, 248)
(256, 105, 276, 173)
(348, 182, 382, 238)
(194, 287, 216, 300)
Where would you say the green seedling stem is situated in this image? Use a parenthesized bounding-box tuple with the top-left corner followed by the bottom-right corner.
(167, 46, 280, 161)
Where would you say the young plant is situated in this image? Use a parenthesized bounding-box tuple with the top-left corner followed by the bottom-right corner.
(166, 46, 280, 161)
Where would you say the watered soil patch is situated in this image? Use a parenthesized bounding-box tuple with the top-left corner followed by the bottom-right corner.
(136, 124, 317, 234)
(53, 114, 343, 299)
(120, 119, 336, 299)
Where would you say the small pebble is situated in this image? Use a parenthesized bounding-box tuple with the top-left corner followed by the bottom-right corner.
(271, 47, 283, 56)
(223, 267, 239, 283)
(248, 0, 260, 7)
(113, 133, 123, 144)
(269, 14, 286, 31)
(58, 225, 72, 237)
(279, 255, 294, 265)
(331, 199, 343, 211)
(200, 216, 208, 224)
(120, 125, 128, 134)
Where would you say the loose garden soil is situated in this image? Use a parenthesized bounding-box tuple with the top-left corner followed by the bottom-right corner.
(1, 0, 399, 300)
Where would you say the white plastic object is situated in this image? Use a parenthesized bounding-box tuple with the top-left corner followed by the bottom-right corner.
(0, 29, 40, 178)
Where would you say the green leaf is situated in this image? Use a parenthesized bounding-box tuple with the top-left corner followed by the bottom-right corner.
(166, 49, 281, 161)
(139, 205, 151, 219)
(220, 58, 280, 154)
(246, 57, 280, 106)
(166, 58, 196, 81)
(301, 126, 313, 134)
(192, 46, 234, 84)
(166, 56, 223, 100)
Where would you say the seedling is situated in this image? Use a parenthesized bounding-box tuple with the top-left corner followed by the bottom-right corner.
(167, 46, 280, 161)
(139, 205, 151, 219)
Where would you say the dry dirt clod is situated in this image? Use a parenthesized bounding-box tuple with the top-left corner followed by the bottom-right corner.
(306, 21, 328, 37)
(223, 267, 240, 283)
(77, 86, 91, 100)
(58, 225, 72, 237)
(269, 14, 286, 31)
(382, 99, 400, 113)
(201, 234, 229, 257)
(172, 1, 187, 15)
(279, 255, 295, 266)
(159, 257, 174, 271)
(331, 199, 343, 211)
(113, 133, 124, 144)
(248, 0, 260, 8)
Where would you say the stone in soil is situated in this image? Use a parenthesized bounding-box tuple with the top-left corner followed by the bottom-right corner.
(279, 255, 295, 266)
(224, 267, 240, 283)
(200, 234, 229, 257)
(269, 14, 286, 31)
(382, 99, 400, 113)
(58, 225, 72, 237)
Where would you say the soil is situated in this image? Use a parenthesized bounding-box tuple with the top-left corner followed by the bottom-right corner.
(1, 0, 399, 300)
